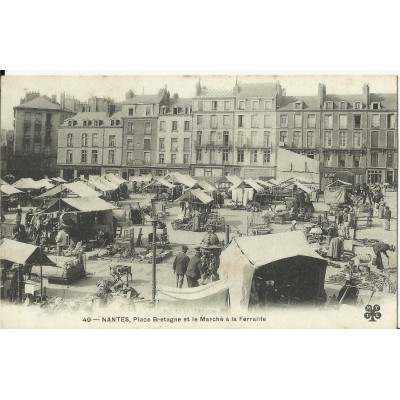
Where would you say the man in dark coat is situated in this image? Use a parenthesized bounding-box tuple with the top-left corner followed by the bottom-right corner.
(173, 245, 190, 288)
(186, 247, 202, 287)
(373, 242, 395, 270)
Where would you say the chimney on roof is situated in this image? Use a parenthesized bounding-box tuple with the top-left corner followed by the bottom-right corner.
(51, 94, 57, 103)
(318, 83, 326, 108)
(173, 93, 179, 100)
(24, 91, 41, 103)
(196, 79, 202, 96)
(363, 84, 370, 108)
(125, 89, 134, 100)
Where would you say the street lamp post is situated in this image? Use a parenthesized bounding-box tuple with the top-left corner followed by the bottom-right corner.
(151, 219, 158, 304)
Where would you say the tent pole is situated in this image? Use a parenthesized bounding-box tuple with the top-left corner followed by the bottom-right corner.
(40, 244, 43, 301)
(151, 219, 157, 303)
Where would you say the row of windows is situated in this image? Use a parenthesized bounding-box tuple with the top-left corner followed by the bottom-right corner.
(159, 106, 191, 115)
(159, 138, 190, 152)
(324, 101, 382, 110)
(160, 120, 191, 132)
(24, 112, 52, 122)
(127, 121, 152, 134)
(324, 152, 394, 168)
(192, 99, 275, 111)
(66, 149, 113, 164)
(66, 133, 117, 147)
(158, 154, 191, 164)
(278, 130, 396, 148)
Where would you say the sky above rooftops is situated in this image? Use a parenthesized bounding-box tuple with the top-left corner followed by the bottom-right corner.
(1, 74, 397, 130)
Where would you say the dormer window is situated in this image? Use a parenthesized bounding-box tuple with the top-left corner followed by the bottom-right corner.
(160, 106, 166, 115)
(185, 106, 191, 114)
(68, 120, 73, 127)
(325, 101, 333, 109)
(354, 101, 362, 110)
(88, 120, 92, 126)
(294, 102, 302, 110)
(73, 120, 77, 126)
(173, 106, 178, 115)
(93, 120, 98, 127)
(340, 101, 347, 110)
(83, 120, 87, 126)
(371, 102, 381, 110)
(128, 108, 135, 116)
(110, 120, 115, 127)
(116, 120, 120, 126)
(99, 120, 104, 126)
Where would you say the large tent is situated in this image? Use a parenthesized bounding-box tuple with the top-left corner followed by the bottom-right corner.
(0, 239, 55, 265)
(276, 148, 320, 185)
(219, 231, 327, 311)
(167, 173, 197, 189)
(36, 179, 55, 190)
(36, 181, 101, 199)
(175, 188, 213, 205)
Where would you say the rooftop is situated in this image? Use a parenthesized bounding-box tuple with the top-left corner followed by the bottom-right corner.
(123, 94, 164, 105)
(236, 82, 280, 98)
(15, 95, 73, 112)
(196, 89, 235, 98)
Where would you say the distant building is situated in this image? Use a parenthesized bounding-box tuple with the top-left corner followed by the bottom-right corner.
(12, 92, 75, 178)
(120, 88, 170, 179)
(56, 111, 123, 180)
(156, 96, 192, 176)
(0, 129, 14, 176)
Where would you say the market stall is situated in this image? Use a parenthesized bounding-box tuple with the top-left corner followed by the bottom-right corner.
(42, 196, 117, 245)
(219, 231, 328, 311)
(0, 238, 56, 301)
(0, 184, 22, 212)
(172, 188, 223, 232)
(143, 177, 176, 200)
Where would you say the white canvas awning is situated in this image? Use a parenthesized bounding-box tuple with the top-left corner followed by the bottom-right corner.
(0, 239, 55, 265)
(175, 188, 213, 205)
(0, 184, 22, 196)
(36, 181, 101, 199)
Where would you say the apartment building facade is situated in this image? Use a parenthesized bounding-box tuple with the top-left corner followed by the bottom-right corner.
(120, 89, 170, 179)
(56, 111, 123, 180)
(191, 85, 236, 178)
(319, 84, 397, 185)
(12, 92, 75, 178)
(156, 98, 193, 176)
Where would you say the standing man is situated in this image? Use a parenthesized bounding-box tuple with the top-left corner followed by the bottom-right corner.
(384, 206, 392, 231)
(55, 228, 68, 256)
(372, 242, 395, 271)
(173, 245, 190, 288)
(186, 247, 202, 287)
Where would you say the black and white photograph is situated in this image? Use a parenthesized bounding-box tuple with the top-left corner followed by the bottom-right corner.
(0, 74, 397, 328)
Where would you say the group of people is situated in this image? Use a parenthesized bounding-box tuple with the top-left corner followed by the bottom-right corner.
(172, 227, 221, 288)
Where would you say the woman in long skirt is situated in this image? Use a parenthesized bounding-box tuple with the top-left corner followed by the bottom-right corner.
(378, 199, 385, 219)
(327, 237, 344, 260)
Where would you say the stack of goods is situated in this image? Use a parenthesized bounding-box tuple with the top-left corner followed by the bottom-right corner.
(246, 202, 261, 212)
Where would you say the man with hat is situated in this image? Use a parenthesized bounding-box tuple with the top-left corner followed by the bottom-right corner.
(173, 245, 190, 288)
(372, 242, 396, 271)
(186, 247, 202, 287)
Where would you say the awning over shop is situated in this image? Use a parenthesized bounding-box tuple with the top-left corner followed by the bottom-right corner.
(219, 231, 327, 311)
(167, 173, 197, 188)
(36, 181, 101, 199)
(0, 184, 23, 196)
(196, 180, 217, 192)
(255, 179, 274, 188)
(175, 188, 213, 205)
(0, 239, 55, 265)
(36, 179, 55, 190)
(244, 178, 264, 192)
(325, 180, 353, 188)
(13, 178, 45, 190)
(43, 196, 117, 213)
(144, 178, 175, 190)
(50, 177, 68, 183)
(280, 180, 313, 194)
(104, 173, 127, 185)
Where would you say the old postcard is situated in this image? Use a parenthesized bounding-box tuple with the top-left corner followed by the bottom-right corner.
(0, 74, 397, 328)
